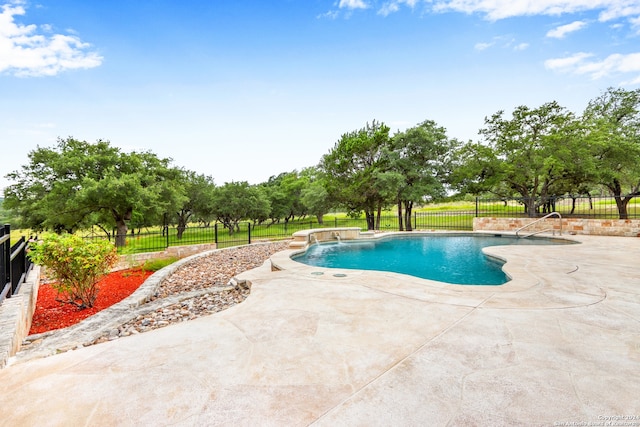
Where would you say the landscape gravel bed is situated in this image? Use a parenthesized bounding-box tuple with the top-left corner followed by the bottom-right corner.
(17, 242, 290, 361)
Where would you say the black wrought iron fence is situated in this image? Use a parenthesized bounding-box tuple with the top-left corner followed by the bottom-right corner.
(75, 194, 638, 254)
(415, 211, 474, 230)
(475, 195, 639, 219)
(0, 225, 33, 305)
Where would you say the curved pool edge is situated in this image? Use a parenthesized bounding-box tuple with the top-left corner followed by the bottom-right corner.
(277, 230, 580, 292)
(270, 245, 537, 294)
(266, 231, 610, 310)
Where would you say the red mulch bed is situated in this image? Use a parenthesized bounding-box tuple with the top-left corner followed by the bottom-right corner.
(29, 268, 154, 335)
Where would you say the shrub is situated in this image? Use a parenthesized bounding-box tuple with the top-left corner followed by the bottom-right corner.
(29, 234, 118, 309)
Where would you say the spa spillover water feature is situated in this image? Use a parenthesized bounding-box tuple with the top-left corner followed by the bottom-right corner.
(293, 234, 573, 285)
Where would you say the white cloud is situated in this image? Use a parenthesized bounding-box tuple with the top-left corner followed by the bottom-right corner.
(597, 1, 640, 21)
(431, 0, 640, 22)
(544, 52, 593, 70)
(546, 20, 587, 38)
(474, 36, 527, 51)
(339, 0, 369, 10)
(378, 0, 419, 16)
(0, 1, 102, 77)
(324, 0, 640, 26)
(317, 10, 340, 19)
(545, 51, 640, 80)
(474, 41, 493, 50)
(614, 52, 640, 72)
(622, 74, 640, 85)
(379, 4, 399, 15)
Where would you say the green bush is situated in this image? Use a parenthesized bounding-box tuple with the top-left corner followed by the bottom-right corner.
(29, 234, 118, 309)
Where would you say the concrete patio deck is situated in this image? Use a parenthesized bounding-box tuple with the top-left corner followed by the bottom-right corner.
(0, 234, 638, 426)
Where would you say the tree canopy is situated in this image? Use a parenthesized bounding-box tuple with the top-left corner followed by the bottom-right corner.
(389, 120, 458, 230)
(172, 171, 216, 238)
(261, 171, 308, 226)
(582, 87, 640, 218)
(4, 88, 640, 238)
(210, 181, 270, 235)
(449, 89, 640, 219)
(0, 198, 16, 225)
(453, 101, 583, 216)
(299, 167, 332, 225)
(319, 119, 459, 230)
(320, 120, 393, 230)
(4, 138, 185, 245)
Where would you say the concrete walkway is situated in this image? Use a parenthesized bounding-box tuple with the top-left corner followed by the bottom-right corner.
(0, 234, 639, 426)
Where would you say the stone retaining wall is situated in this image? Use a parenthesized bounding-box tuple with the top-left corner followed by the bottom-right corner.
(0, 242, 217, 369)
(473, 217, 640, 237)
(114, 243, 217, 270)
(0, 265, 40, 369)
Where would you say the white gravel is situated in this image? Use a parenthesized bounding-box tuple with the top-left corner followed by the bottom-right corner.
(89, 242, 291, 344)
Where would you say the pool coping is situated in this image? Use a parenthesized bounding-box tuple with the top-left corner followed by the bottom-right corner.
(0, 234, 638, 425)
(273, 230, 581, 294)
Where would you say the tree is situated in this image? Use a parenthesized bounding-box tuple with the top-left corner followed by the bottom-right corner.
(389, 120, 457, 230)
(320, 120, 393, 230)
(3, 138, 185, 246)
(172, 171, 216, 239)
(0, 198, 17, 225)
(582, 87, 640, 219)
(300, 167, 332, 225)
(4, 138, 117, 233)
(450, 141, 506, 197)
(211, 181, 270, 235)
(75, 150, 185, 246)
(261, 171, 308, 226)
(246, 186, 272, 227)
(454, 102, 581, 216)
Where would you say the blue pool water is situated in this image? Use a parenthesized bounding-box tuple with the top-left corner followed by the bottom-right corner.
(293, 234, 572, 285)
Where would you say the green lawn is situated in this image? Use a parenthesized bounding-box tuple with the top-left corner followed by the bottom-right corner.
(6, 197, 639, 254)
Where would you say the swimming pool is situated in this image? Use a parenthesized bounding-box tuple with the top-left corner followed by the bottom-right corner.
(292, 234, 573, 285)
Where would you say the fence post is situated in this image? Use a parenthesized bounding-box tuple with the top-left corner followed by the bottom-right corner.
(2, 225, 11, 298)
(20, 236, 27, 288)
(214, 223, 218, 244)
(247, 222, 251, 245)
(335, 218, 337, 228)
(475, 197, 479, 217)
(164, 213, 169, 249)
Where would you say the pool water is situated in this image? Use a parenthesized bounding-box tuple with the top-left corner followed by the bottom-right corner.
(293, 234, 572, 285)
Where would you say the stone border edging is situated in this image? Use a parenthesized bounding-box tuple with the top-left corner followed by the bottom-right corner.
(0, 265, 41, 369)
(9, 246, 243, 366)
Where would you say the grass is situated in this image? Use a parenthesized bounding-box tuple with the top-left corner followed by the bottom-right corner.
(6, 197, 639, 254)
(101, 196, 638, 254)
(415, 200, 477, 212)
(141, 257, 179, 272)
(8, 228, 33, 243)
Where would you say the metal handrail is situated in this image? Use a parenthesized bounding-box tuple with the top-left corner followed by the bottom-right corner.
(515, 212, 562, 238)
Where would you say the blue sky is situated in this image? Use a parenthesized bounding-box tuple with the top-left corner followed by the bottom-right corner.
(1, 0, 640, 192)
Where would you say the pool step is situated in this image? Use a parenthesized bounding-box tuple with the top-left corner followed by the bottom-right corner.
(288, 240, 307, 249)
